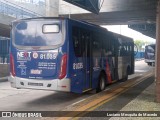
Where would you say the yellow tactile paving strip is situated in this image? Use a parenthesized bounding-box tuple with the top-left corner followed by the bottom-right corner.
(57, 73, 153, 120)
(43, 72, 154, 120)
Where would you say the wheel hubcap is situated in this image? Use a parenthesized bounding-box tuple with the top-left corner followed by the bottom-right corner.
(100, 77, 105, 90)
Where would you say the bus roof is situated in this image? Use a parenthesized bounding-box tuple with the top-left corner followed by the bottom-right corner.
(12, 17, 133, 42)
(110, 32, 134, 43)
(12, 17, 108, 31)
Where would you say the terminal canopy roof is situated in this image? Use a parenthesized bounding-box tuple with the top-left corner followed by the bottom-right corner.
(63, 0, 101, 14)
(128, 23, 156, 39)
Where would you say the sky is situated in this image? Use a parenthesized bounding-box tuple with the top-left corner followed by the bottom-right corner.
(102, 25, 156, 43)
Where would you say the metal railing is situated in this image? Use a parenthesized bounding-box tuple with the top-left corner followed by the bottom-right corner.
(0, 0, 43, 19)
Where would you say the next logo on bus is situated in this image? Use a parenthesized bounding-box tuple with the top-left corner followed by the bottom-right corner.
(17, 52, 31, 60)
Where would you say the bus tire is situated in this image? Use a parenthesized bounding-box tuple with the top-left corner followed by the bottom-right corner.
(96, 73, 106, 93)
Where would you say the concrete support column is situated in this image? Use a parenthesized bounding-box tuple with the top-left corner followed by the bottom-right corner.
(45, 0, 59, 17)
(156, 0, 160, 103)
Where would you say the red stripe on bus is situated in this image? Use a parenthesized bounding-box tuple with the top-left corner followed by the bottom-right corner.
(106, 59, 112, 83)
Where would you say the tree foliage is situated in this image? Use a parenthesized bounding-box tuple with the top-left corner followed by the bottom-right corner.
(134, 40, 154, 51)
(134, 40, 144, 47)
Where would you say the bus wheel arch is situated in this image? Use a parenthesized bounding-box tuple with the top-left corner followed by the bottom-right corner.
(96, 71, 106, 93)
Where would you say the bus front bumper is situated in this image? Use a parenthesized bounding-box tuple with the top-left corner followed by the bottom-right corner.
(8, 76, 71, 92)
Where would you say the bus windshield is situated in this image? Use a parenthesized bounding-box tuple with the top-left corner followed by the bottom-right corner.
(13, 20, 64, 48)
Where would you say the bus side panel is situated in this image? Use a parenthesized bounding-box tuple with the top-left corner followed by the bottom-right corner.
(103, 57, 115, 83)
(91, 56, 102, 89)
(118, 56, 131, 79)
(68, 20, 102, 93)
(91, 30, 104, 89)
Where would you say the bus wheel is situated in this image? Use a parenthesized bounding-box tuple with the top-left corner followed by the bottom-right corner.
(96, 73, 106, 93)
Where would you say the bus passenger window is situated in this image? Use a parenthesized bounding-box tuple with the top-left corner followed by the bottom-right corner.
(119, 46, 127, 56)
(126, 45, 131, 55)
(92, 34, 101, 57)
(102, 34, 114, 57)
(103, 49, 112, 56)
(72, 27, 82, 57)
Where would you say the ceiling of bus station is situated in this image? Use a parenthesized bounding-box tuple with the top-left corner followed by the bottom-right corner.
(0, 0, 158, 39)
(62, 0, 158, 39)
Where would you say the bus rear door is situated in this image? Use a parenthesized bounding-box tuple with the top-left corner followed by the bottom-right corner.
(82, 31, 92, 92)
